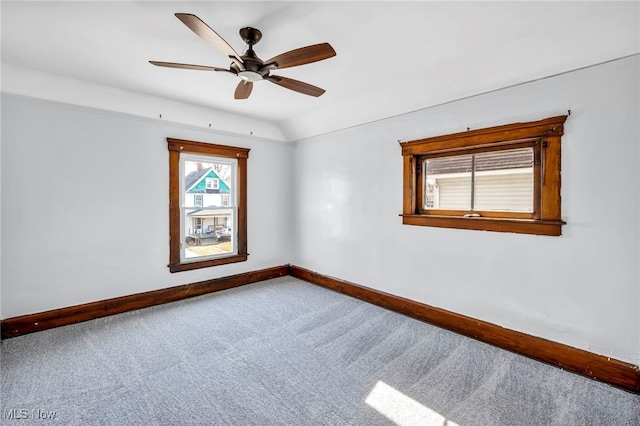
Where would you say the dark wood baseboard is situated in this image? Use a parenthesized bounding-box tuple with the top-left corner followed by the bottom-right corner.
(1, 265, 289, 339)
(3, 263, 638, 393)
(289, 265, 640, 394)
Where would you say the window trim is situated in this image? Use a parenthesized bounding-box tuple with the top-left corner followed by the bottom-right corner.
(400, 115, 568, 236)
(168, 138, 250, 272)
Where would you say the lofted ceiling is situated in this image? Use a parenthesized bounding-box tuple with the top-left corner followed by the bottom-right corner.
(1, 1, 638, 141)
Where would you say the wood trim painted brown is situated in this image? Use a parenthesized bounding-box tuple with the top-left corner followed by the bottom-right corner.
(400, 115, 567, 155)
(400, 214, 564, 236)
(167, 138, 250, 158)
(168, 141, 181, 267)
(1, 265, 289, 340)
(236, 150, 248, 257)
(289, 265, 640, 393)
(168, 254, 249, 273)
(167, 138, 250, 273)
(400, 116, 568, 235)
(3, 263, 637, 393)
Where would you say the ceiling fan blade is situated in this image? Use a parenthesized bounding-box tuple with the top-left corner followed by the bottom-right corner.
(175, 13, 242, 63)
(264, 43, 336, 69)
(234, 81, 253, 99)
(149, 61, 234, 73)
(266, 75, 326, 97)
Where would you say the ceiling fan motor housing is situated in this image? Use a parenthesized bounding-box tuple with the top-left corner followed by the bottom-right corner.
(233, 47, 269, 82)
(233, 29, 278, 82)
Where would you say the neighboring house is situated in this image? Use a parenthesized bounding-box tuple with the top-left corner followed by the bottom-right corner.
(424, 148, 534, 211)
(184, 167, 232, 239)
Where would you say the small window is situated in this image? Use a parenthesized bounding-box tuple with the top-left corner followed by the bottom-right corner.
(400, 115, 567, 236)
(422, 146, 535, 214)
(206, 178, 219, 190)
(168, 138, 249, 272)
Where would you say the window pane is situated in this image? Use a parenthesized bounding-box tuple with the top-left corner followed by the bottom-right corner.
(183, 208, 234, 259)
(423, 148, 534, 213)
(184, 160, 231, 206)
(424, 156, 472, 210)
(183, 158, 235, 261)
(474, 148, 533, 212)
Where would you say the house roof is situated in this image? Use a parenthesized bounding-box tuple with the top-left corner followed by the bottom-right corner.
(185, 168, 230, 194)
(185, 168, 211, 191)
(187, 208, 233, 218)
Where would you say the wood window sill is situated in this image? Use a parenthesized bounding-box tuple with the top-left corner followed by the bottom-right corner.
(169, 254, 249, 273)
(400, 214, 564, 236)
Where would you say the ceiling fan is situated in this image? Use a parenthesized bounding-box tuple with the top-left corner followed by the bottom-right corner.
(150, 13, 336, 99)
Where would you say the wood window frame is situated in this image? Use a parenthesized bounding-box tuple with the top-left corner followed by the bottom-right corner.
(400, 115, 568, 236)
(168, 138, 250, 272)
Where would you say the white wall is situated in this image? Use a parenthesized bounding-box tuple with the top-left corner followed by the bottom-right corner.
(290, 56, 640, 365)
(1, 64, 287, 142)
(1, 55, 638, 367)
(1, 94, 291, 318)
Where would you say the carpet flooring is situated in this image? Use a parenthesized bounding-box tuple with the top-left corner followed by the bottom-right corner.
(1, 276, 638, 425)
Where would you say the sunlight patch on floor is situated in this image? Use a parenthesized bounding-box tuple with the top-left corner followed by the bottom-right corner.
(365, 381, 460, 426)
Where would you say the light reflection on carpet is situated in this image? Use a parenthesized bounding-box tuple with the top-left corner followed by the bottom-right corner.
(366, 381, 460, 426)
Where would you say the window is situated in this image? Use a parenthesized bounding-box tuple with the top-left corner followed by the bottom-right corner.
(423, 147, 534, 212)
(400, 115, 567, 236)
(206, 178, 219, 190)
(168, 138, 249, 272)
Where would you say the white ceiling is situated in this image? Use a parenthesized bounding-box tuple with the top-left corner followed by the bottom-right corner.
(2, 1, 639, 141)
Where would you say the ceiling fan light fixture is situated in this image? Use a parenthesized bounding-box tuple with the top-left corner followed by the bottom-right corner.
(238, 70, 262, 82)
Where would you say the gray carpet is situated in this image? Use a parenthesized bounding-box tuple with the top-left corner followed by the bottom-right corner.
(1, 276, 638, 425)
